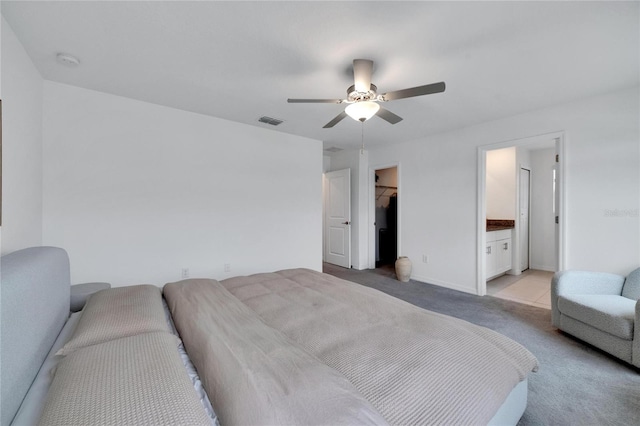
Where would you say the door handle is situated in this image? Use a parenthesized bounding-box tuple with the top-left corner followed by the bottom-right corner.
(342, 221, 351, 225)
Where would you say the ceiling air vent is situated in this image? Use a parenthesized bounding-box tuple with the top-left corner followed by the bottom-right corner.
(258, 116, 284, 126)
(324, 147, 343, 153)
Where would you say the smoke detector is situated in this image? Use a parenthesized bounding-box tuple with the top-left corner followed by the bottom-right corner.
(56, 53, 80, 67)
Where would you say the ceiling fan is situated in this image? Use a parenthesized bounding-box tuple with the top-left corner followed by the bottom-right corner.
(287, 59, 445, 128)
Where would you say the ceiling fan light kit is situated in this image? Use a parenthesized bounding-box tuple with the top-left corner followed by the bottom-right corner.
(288, 59, 445, 128)
(345, 101, 380, 122)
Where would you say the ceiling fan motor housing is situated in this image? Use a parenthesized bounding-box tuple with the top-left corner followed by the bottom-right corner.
(347, 84, 378, 103)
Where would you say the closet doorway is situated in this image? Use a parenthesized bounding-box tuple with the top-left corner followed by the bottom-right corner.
(374, 167, 398, 270)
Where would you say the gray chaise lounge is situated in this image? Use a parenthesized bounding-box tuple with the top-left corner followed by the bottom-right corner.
(551, 267, 640, 368)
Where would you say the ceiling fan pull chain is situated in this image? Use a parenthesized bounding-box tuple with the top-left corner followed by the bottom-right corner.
(361, 121, 365, 154)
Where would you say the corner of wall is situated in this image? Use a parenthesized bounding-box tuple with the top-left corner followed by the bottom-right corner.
(1, 16, 45, 255)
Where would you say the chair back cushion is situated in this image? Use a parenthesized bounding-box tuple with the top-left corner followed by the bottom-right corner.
(621, 267, 640, 300)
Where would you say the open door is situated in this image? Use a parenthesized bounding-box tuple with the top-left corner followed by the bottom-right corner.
(553, 139, 561, 271)
(519, 168, 530, 272)
(324, 169, 351, 268)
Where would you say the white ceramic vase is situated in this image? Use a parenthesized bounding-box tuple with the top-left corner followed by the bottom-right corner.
(395, 256, 412, 282)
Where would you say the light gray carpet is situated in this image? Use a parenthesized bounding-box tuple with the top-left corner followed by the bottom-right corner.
(323, 263, 640, 426)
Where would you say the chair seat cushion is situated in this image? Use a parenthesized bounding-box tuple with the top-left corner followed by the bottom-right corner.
(557, 295, 635, 340)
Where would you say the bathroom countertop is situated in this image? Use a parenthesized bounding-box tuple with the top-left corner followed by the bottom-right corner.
(486, 219, 515, 232)
(486, 225, 514, 231)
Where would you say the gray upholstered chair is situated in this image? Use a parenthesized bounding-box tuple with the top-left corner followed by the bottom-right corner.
(551, 267, 640, 368)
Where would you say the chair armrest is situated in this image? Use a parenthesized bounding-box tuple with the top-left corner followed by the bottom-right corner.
(551, 270, 625, 327)
(634, 301, 640, 368)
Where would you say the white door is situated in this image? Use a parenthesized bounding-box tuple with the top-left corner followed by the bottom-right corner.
(324, 169, 351, 268)
(519, 168, 530, 272)
(553, 143, 560, 271)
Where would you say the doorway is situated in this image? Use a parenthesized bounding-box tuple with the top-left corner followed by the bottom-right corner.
(367, 164, 400, 271)
(374, 167, 398, 270)
(477, 132, 565, 297)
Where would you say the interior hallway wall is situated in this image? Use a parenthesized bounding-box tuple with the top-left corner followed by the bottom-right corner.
(486, 147, 516, 220)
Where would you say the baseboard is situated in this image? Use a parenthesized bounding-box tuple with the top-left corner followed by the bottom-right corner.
(410, 274, 478, 295)
(529, 264, 556, 272)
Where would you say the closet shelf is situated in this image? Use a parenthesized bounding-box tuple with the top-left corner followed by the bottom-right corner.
(375, 185, 397, 201)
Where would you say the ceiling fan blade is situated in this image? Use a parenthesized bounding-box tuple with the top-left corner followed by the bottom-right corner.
(382, 82, 446, 101)
(376, 107, 403, 124)
(323, 111, 348, 128)
(353, 59, 374, 92)
(288, 98, 343, 103)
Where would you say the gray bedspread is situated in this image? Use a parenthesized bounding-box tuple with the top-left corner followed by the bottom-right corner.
(166, 269, 538, 425)
(164, 278, 389, 426)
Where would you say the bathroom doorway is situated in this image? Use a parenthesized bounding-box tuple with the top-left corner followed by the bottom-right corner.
(477, 132, 565, 297)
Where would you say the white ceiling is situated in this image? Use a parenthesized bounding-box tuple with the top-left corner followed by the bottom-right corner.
(3, 1, 638, 151)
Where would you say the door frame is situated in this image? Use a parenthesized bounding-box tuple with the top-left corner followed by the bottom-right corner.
(476, 131, 566, 296)
(519, 167, 531, 272)
(368, 162, 401, 269)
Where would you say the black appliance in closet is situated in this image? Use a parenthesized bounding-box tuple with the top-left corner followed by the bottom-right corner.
(379, 194, 397, 265)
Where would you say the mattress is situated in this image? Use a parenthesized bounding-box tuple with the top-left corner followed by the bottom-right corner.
(165, 269, 539, 425)
(165, 277, 388, 425)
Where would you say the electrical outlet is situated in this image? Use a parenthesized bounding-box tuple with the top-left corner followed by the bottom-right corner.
(181, 268, 189, 278)
(422, 255, 429, 264)
(224, 263, 231, 272)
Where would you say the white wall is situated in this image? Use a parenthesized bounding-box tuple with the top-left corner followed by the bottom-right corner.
(1, 11, 3, 251)
(1, 18, 43, 254)
(322, 155, 331, 173)
(42, 82, 322, 287)
(529, 148, 557, 271)
(516, 146, 532, 171)
(486, 147, 516, 220)
(368, 87, 639, 293)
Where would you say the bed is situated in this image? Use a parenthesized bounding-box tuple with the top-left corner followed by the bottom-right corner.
(1, 247, 216, 426)
(1, 246, 538, 425)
